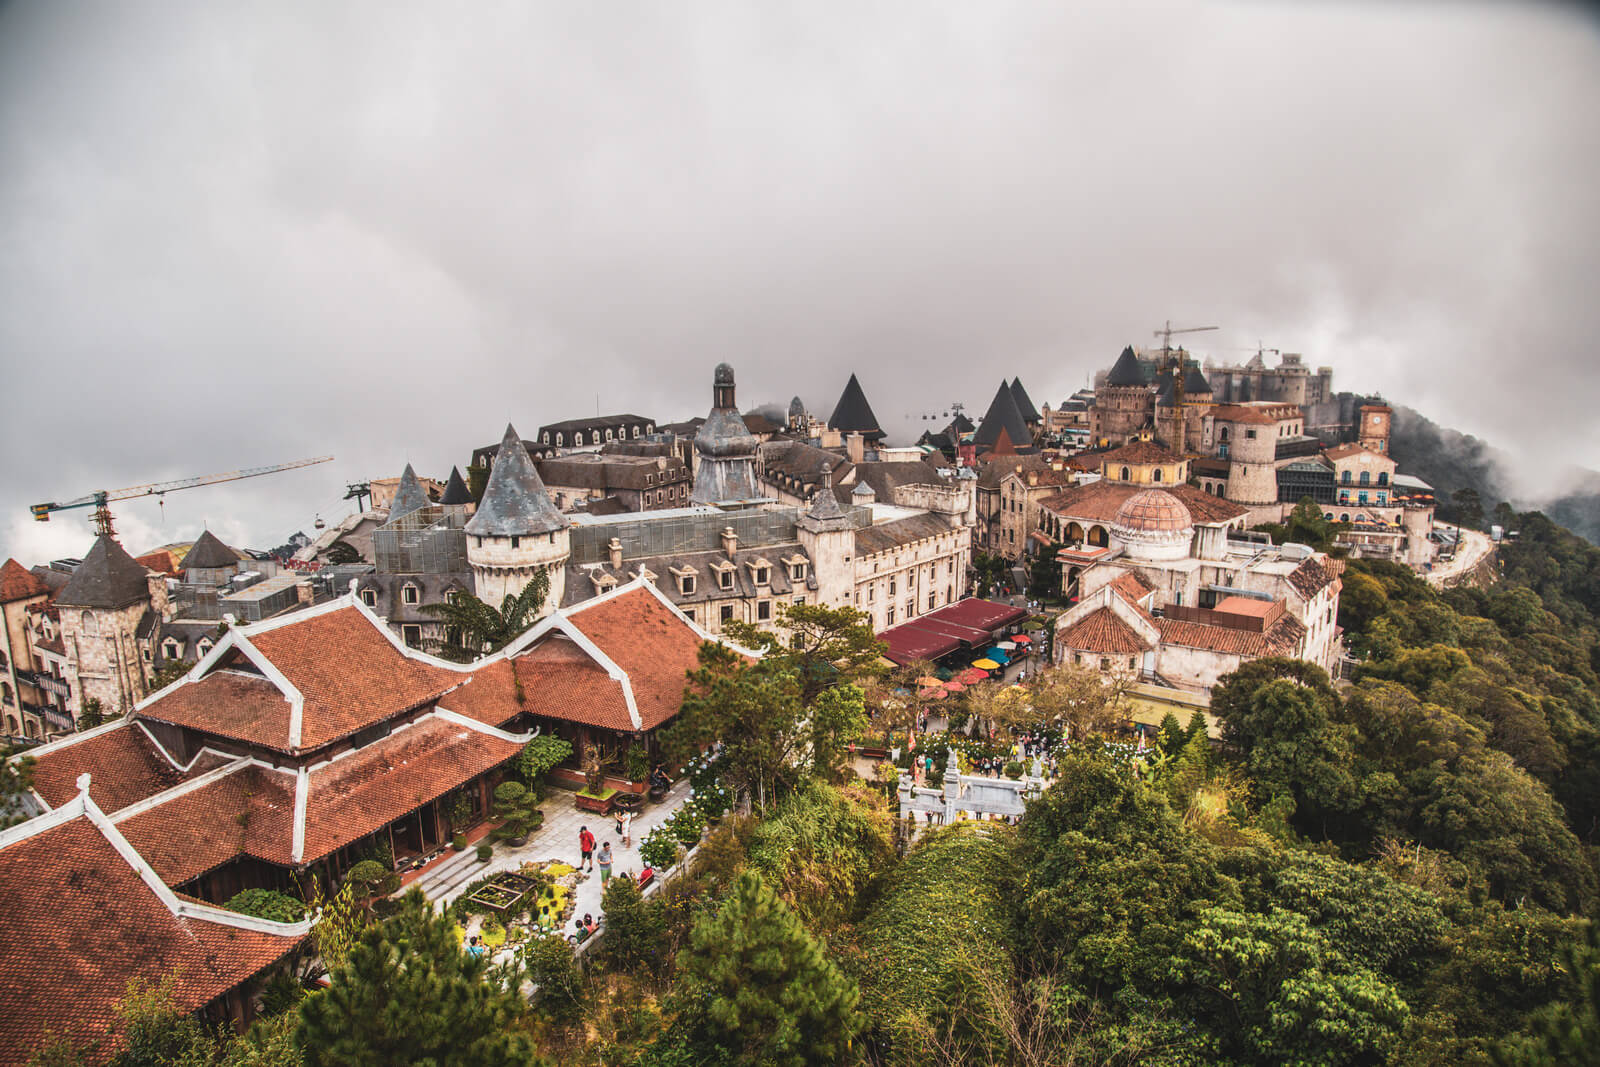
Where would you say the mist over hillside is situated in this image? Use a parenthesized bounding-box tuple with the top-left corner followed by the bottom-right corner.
(1390, 406, 1600, 544)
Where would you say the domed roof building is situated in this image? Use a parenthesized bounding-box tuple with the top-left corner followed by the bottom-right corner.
(691, 364, 762, 504)
(1111, 489, 1195, 561)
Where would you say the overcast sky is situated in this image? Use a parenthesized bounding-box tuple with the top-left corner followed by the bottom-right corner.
(2, 1, 1596, 561)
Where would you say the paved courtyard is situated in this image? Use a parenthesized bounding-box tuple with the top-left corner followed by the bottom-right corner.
(410, 778, 692, 938)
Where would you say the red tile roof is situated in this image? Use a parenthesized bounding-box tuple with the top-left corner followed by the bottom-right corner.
(137, 671, 295, 752)
(1042, 481, 1247, 526)
(506, 640, 637, 731)
(0, 815, 302, 1063)
(1323, 442, 1391, 462)
(1096, 440, 1186, 466)
(1155, 612, 1306, 657)
(135, 550, 181, 577)
(1058, 608, 1150, 655)
(0, 558, 50, 603)
(247, 606, 462, 750)
(116, 766, 297, 886)
(1210, 403, 1292, 425)
(1287, 556, 1341, 599)
(568, 588, 722, 731)
(137, 605, 463, 753)
(28, 722, 232, 814)
(300, 717, 522, 863)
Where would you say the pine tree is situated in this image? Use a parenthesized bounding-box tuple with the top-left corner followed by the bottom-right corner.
(295, 890, 544, 1067)
(1185, 708, 1210, 745)
(678, 870, 862, 1066)
(1156, 711, 1185, 756)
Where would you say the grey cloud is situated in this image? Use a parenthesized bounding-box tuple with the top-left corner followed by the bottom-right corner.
(2, 1, 1597, 559)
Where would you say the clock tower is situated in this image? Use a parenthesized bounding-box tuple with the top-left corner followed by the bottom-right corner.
(1358, 403, 1392, 454)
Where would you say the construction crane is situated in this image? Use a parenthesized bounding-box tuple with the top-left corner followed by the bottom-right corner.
(31, 456, 334, 538)
(1153, 320, 1219, 354)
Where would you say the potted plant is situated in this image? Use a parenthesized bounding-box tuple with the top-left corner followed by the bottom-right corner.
(451, 833, 467, 852)
(575, 741, 619, 814)
(476, 843, 493, 863)
(493, 781, 542, 847)
(623, 744, 651, 788)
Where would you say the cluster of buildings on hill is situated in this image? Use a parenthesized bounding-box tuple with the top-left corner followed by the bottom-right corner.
(2, 339, 1427, 744)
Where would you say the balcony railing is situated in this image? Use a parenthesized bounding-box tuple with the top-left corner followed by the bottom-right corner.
(15, 670, 70, 699)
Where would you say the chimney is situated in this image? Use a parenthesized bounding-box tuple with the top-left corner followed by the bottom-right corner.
(721, 527, 738, 559)
(846, 432, 865, 465)
(608, 537, 624, 569)
(1052, 460, 1063, 471)
(1027, 471, 1038, 486)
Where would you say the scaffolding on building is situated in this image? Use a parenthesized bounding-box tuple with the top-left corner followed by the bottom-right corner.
(374, 506, 470, 575)
(568, 504, 872, 565)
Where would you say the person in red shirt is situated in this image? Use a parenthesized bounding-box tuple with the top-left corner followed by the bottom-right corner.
(578, 826, 596, 872)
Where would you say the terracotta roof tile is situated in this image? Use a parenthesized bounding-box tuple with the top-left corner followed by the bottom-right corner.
(300, 717, 522, 863)
(1210, 403, 1291, 425)
(135, 550, 182, 576)
(1058, 608, 1150, 655)
(1287, 556, 1341, 599)
(568, 588, 709, 730)
(1155, 612, 1306, 657)
(0, 816, 301, 1062)
(0, 558, 50, 603)
(29, 722, 231, 814)
(116, 766, 297, 886)
(1097, 440, 1186, 466)
(137, 672, 295, 752)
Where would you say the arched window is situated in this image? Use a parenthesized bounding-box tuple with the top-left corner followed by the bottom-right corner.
(556, 433, 564, 447)
(1120, 466, 1131, 482)
(1341, 470, 1351, 484)
(633, 427, 641, 438)
(4, 715, 16, 736)
(574, 431, 585, 446)
(1220, 427, 1230, 442)
(0, 683, 11, 705)
(1359, 471, 1370, 486)
(80, 611, 97, 635)
(1152, 468, 1162, 483)
(1340, 514, 1350, 523)
(543, 432, 550, 444)
(1377, 472, 1388, 486)
(162, 638, 180, 660)
(197, 638, 214, 657)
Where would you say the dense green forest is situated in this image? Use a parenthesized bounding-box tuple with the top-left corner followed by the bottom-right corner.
(35, 521, 1600, 1066)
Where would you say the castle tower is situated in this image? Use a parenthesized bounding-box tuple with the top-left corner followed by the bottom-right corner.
(1359, 403, 1392, 454)
(439, 466, 473, 514)
(1181, 364, 1214, 453)
(1090, 345, 1152, 445)
(691, 364, 762, 504)
(465, 424, 569, 613)
(56, 535, 166, 720)
(795, 468, 855, 609)
(387, 463, 428, 521)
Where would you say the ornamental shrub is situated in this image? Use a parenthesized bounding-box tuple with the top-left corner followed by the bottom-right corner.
(476, 843, 492, 863)
(224, 888, 305, 924)
(640, 825, 681, 870)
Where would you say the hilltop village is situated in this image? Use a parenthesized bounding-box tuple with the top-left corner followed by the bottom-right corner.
(0, 342, 1535, 1064)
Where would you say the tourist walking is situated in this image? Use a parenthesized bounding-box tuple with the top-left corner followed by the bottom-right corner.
(579, 825, 596, 872)
(619, 810, 633, 848)
(598, 842, 614, 884)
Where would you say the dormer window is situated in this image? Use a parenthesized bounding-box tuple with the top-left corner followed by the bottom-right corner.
(718, 569, 734, 591)
(445, 589, 459, 605)
(754, 566, 769, 585)
(789, 562, 806, 581)
(680, 574, 696, 596)
(361, 589, 378, 608)
(196, 637, 214, 657)
(402, 584, 420, 605)
(162, 638, 181, 660)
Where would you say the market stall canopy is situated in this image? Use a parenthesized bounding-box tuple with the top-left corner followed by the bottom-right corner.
(972, 658, 1001, 670)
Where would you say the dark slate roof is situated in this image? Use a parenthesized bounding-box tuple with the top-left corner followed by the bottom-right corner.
(950, 412, 975, 435)
(465, 425, 569, 537)
(359, 572, 475, 624)
(1009, 378, 1040, 423)
(56, 536, 152, 610)
(1183, 365, 1211, 395)
(789, 396, 806, 417)
(973, 381, 1035, 453)
(538, 414, 653, 435)
(803, 481, 852, 531)
(855, 513, 958, 556)
(183, 530, 238, 570)
(838, 461, 947, 505)
(561, 545, 814, 609)
(827, 374, 885, 442)
(759, 441, 852, 496)
(1106, 346, 1145, 387)
(571, 497, 630, 517)
(440, 467, 472, 506)
(1155, 369, 1178, 406)
(387, 464, 428, 521)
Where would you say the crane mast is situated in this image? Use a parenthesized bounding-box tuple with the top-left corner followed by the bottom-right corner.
(31, 455, 334, 538)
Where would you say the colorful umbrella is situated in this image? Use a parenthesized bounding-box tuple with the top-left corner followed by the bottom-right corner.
(972, 658, 1001, 670)
(918, 688, 948, 700)
(994, 641, 1017, 651)
(1012, 634, 1033, 645)
(942, 679, 967, 692)
(958, 668, 989, 684)
(983, 649, 1011, 664)
(916, 676, 943, 688)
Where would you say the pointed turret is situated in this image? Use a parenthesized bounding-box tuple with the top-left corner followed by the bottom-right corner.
(973, 381, 1035, 456)
(1183, 364, 1211, 396)
(692, 364, 762, 503)
(800, 466, 852, 532)
(440, 466, 472, 507)
(183, 529, 238, 571)
(57, 535, 153, 610)
(1106, 346, 1145, 387)
(1155, 369, 1178, 407)
(466, 425, 567, 537)
(1009, 378, 1040, 424)
(827, 374, 885, 442)
(387, 463, 428, 521)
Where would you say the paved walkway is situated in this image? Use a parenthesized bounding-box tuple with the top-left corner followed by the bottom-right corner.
(1426, 523, 1494, 587)
(412, 779, 692, 937)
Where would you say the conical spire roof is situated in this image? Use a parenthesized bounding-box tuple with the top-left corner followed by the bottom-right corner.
(1183, 364, 1211, 395)
(388, 463, 428, 520)
(800, 466, 852, 531)
(1106, 346, 1145, 387)
(0, 559, 50, 603)
(1009, 378, 1040, 423)
(465, 425, 567, 537)
(183, 529, 238, 570)
(57, 535, 153, 610)
(440, 466, 472, 506)
(1155, 369, 1178, 406)
(973, 381, 1035, 454)
(827, 374, 885, 442)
